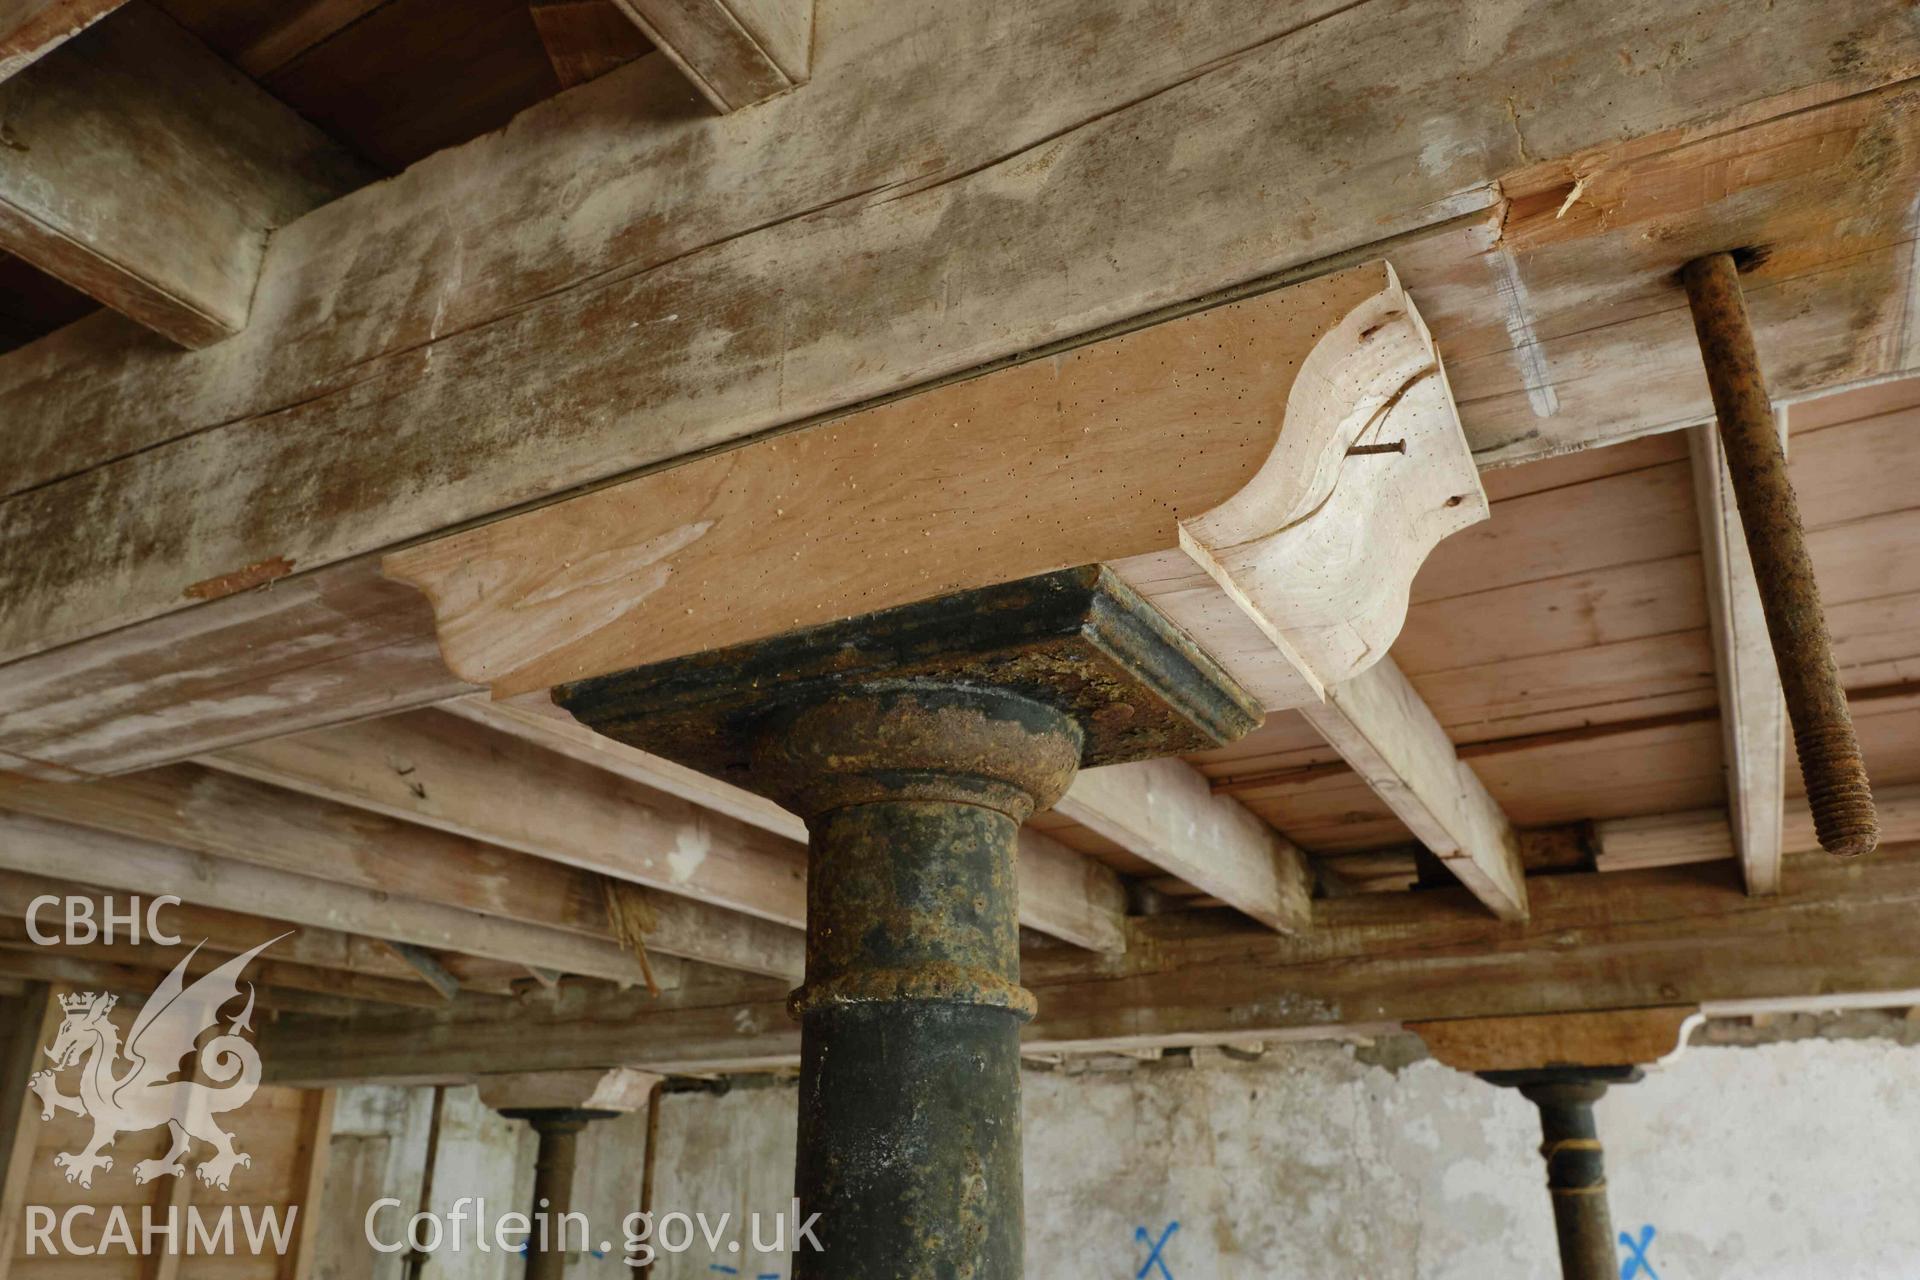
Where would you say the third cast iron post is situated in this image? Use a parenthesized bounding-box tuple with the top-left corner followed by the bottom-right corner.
(499, 1107, 616, 1280)
(555, 566, 1263, 1279)
(1483, 1067, 1641, 1280)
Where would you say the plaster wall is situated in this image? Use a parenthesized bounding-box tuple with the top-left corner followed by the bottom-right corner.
(316, 1038, 1920, 1279)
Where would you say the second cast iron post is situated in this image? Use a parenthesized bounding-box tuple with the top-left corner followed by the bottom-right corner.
(557, 566, 1262, 1279)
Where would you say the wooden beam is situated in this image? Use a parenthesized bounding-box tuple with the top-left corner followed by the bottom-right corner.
(0, 922, 448, 1010)
(0, 558, 474, 780)
(262, 844, 1920, 1081)
(608, 0, 808, 110)
(0, 950, 387, 1022)
(0, 5, 368, 347)
(450, 695, 1130, 953)
(449, 693, 803, 836)
(0, 762, 720, 981)
(381, 262, 1470, 712)
(3, 0, 1909, 672)
(1689, 421, 1789, 893)
(1408, 1007, 1698, 1072)
(211, 707, 812, 928)
(279, 1090, 335, 1280)
(1012, 828, 1129, 956)
(1056, 758, 1312, 935)
(1596, 783, 1920, 873)
(472, 1067, 658, 1112)
(0, 767, 729, 990)
(0, 867, 454, 989)
(0, 984, 48, 1176)
(529, 0, 652, 88)
(217, 702, 1123, 957)
(0, 807, 801, 980)
(383, 941, 462, 1002)
(1299, 657, 1528, 919)
(0, 982, 61, 1269)
(0, 0, 123, 79)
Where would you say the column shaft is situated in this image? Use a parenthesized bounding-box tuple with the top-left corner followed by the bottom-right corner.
(793, 799, 1030, 1279)
(1520, 1081, 1616, 1280)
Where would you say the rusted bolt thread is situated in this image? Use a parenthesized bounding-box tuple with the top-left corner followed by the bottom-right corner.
(1681, 253, 1877, 857)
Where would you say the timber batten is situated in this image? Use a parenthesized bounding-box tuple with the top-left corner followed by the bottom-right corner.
(260, 845, 1920, 1083)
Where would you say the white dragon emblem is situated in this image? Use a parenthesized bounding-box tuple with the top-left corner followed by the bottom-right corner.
(27, 935, 285, 1190)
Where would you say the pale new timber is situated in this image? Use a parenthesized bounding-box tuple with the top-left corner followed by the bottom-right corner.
(0, 558, 474, 779)
(1689, 422, 1789, 894)
(448, 693, 1130, 953)
(385, 262, 1481, 711)
(209, 707, 813, 927)
(1057, 759, 1313, 936)
(1595, 784, 1920, 874)
(1299, 657, 1527, 920)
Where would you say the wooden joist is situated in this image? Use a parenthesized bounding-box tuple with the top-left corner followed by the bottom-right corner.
(0, 983, 61, 1265)
(610, 0, 810, 110)
(0, 951, 382, 1020)
(1595, 783, 1920, 873)
(450, 695, 1130, 953)
(0, 867, 451, 992)
(2, 0, 1912, 674)
(0, 4, 369, 347)
(1056, 759, 1313, 935)
(210, 707, 811, 927)
(1299, 657, 1528, 920)
(0, 889, 456, 1012)
(0, 761, 697, 979)
(0, 805, 802, 981)
(0, 559, 471, 781)
(1689, 422, 1789, 894)
(263, 842, 1920, 1081)
(529, 0, 653, 88)
(383, 941, 462, 1001)
(0, 0, 123, 78)
(0, 931, 448, 1011)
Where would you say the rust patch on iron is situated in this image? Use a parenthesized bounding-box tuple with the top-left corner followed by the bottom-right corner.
(183, 556, 295, 601)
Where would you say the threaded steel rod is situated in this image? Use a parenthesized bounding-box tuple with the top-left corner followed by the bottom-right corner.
(1681, 252, 1877, 857)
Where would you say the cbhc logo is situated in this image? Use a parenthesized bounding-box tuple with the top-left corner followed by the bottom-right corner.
(25, 895, 183, 946)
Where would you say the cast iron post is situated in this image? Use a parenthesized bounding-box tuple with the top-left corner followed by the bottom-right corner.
(499, 1107, 618, 1280)
(1483, 1066, 1641, 1280)
(556, 566, 1261, 1280)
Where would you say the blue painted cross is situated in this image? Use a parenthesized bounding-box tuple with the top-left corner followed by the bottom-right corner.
(1619, 1225, 1659, 1280)
(1135, 1222, 1179, 1280)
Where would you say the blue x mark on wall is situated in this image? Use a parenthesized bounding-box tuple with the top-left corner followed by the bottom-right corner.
(1135, 1222, 1179, 1279)
(1619, 1224, 1659, 1280)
